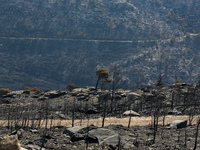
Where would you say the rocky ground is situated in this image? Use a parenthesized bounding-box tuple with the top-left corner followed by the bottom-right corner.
(0, 122, 199, 150)
(0, 83, 200, 149)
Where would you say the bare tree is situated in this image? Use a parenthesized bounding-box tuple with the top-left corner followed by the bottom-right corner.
(152, 72, 165, 144)
(7, 105, 11, 130)
(41, 101, 49, 149)
(184, 128, 187, 147)
(156, 72, 163, 88)
(100, 93, 110, 127)
(194, 118, 200, 150)
(152, 108, 159, 144)
(162, 104, 167, 127)
(102, 98, 107, 128)
(72, 98, 76, 127)
(171, 90, 174, 110)
(110, 65, 125, 113)
(128, 109, 132, 128)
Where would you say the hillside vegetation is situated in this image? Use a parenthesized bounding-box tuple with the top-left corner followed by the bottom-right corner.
(0, 0, 200, 90)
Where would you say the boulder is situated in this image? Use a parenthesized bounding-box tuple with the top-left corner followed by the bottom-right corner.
(63, 125, 97, 142)
(88, 128, 128, 149)
(55, 111, 66, 119)
(170, 120, 187, 129)
(72, 90, 89, 99)
(25, 144, 41, 150)
(85, 108, 98, 114)
(44, 90, 66, 98)
(123, 141, 137, 149)
(30, 129, 39, 134)
(120, 93, 126, 97)
(78, 105, 98, 114)
(38, 96, 48, 101)
(127, 92, 141, 101)
(102, 133, 119, 148)
(123, 110, 140, 116)
(115, 91, 124, 95)
(77, 95, 87, 101)
(120, 136, 137, 149)
(115, 89, 130, 95)
(63, 126, 127, 149)
(167, 109, 182, 115)
(171, 82, 187, 87)
(85, 86, 96, 91)
(23, 90, 30, 94)
(88, 128, 117, 144)
(63, 126, 87, 137)
(0, 134, 21, 150)
(146, 138, 154, 146)
(57, 113, 66, 119)
(2, 99, 11, 104)
(77, 93, 89, 97)
(72, 88, 89, 93)
(2, 90, 24, 98)
(10, 129, 24, 139)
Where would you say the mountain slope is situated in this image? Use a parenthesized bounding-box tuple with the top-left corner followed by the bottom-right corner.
(0, 0, 200, 90)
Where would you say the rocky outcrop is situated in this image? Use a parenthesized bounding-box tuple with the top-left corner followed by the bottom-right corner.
(169, 120, 187, 129)
(10, 129, 24, 139)
(88, 128, 117, 144)
(63, 125, 135, 149)
(44, 90, 66, 99)
(127, 92, 141, 101)
(63, 126, 87, 137)
(63, 125, 97, 142)
(2, 90, 24, 98)
(0, 134, 21, 150)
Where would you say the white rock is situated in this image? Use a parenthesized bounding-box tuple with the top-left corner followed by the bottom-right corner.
(123, 110, 140, 116)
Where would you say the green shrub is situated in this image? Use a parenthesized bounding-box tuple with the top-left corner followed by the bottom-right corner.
(24, 87, 40, 94)
(44, 88, 50, 93)
(31, 87, 41, 94)
(67, 83, 79, 91)
(0, 88, 11, 96)
(24, 87, 32, 91)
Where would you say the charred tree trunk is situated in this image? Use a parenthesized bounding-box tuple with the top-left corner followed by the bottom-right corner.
(72, 98, 76, 127)
(102, 99, 107, 128)
(194, 119, 200, 150)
